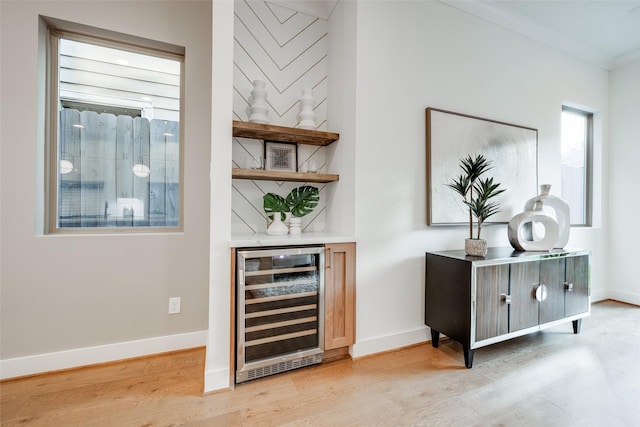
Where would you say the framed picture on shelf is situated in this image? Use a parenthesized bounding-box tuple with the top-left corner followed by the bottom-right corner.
(265, 141, 297, 172)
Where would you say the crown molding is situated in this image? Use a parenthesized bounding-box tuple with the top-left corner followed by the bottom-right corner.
(266, 0, 339, 20)
(439, 0, 616, 70)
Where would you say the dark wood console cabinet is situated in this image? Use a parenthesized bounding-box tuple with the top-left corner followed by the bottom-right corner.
(425, 248, 590, 368)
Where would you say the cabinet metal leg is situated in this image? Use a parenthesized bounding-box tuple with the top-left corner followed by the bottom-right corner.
(430, 329, 440, 348)
(572, 319, 582, 334)
(463, 346, 474, 369)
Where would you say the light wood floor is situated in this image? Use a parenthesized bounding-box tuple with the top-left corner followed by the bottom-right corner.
(1, 300, 639, 426)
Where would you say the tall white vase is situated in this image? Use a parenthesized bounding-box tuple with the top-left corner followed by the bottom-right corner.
(297, 88, 316, 130)
(523, 184, 570, 248)
(248, 80, 269, 124)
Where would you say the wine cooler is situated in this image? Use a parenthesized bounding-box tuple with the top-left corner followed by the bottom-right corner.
(236, 246, 325, 383)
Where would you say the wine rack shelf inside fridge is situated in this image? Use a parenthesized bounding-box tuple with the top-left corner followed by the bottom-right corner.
(236, 246, 325, 383)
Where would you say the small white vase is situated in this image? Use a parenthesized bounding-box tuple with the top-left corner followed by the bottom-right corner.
(289, 217, 302, 235)
(266, 212, 288, 236)
(465, 238, 488, 257)
(297, 88, 316, 130)
(248, 80, 269, 124)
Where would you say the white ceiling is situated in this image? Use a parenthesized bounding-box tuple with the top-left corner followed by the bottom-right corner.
(496, 0, 640, 57)
(437, 0, 640, 69)
(266, 0, 640, 70)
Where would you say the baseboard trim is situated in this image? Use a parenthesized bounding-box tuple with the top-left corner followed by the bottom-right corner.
(351, 326, 429, 359)
(204, 367, 232, 393)
(607, 290, 640, 307)
(591, 289, 609, 303)
(0, 330, 207, 380)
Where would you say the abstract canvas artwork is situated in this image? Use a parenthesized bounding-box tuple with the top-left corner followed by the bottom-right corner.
(426, 108, 538, 225)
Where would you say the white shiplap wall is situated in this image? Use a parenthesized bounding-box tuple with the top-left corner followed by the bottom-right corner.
(232, 0, 329, 235)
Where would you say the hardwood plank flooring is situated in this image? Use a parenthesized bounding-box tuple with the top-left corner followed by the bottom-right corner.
(1, 300, 639, 426)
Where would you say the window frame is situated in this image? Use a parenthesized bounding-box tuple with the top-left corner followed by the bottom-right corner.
(45, 23, 185, 234)
(561, 105, 593, 227)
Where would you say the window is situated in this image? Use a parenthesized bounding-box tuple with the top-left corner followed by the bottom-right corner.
(561, 106, 592, 226)
(47, 26, 183, 232)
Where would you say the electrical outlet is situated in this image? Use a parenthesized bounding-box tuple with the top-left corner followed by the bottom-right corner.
(168, 297, 181, 314)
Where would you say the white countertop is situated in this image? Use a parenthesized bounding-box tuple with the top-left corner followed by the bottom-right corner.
(230, 232, 355, 248)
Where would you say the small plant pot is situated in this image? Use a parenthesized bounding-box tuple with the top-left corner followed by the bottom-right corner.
(465, 238, 488, 257)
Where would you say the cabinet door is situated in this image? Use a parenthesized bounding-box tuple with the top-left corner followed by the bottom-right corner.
(509, 261, 540, 332)
(324, 243, 356, 350)
(539, 258, 566, 324)
(475, 264, 509, 341)
(565, 255, 590, 317)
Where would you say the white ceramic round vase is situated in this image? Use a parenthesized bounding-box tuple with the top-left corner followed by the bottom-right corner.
(266, 212, 288, 236)
(508, 205, 560, 251)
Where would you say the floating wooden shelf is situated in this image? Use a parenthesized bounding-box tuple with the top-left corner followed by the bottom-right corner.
(232, 168, 339, 183)
(233, 121, 339, 146)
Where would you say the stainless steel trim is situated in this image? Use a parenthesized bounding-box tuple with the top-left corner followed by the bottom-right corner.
(245, 278, 317, 291)
(245, 329, 318, 347)
(236, 245, 325, 383)
(245, 304, 317, 319)
(245, 316, 317, 333)
(245, 266, 318, 277)
(473, 311, 590, 349)
(236, 352, 323, 383)
(245, 291, 318, 305)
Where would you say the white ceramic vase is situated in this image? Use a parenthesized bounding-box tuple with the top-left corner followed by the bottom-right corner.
(297, 88, 316, 130)
(508, 203, 560, 251)
(266, 212, 288, 236)
(289, 216, 301, 235)
(522, 184, 570, 248)
(248, 80, 269, 124)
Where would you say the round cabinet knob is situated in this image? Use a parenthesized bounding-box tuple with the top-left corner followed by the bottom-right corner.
(534, 284, 548, 302)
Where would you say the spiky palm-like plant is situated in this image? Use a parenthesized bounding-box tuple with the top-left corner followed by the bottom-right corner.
(447, 155, 504, 239)
(465, 177, 505, 239)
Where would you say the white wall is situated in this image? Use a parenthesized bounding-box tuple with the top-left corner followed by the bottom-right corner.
(609, 59, 640, 306)
(347, 1, 610, 357)
(205, 0, 234, 392)
(2, 0, 628, 391)
(231, 0, 330, 236)
(0, 1, 212, 378)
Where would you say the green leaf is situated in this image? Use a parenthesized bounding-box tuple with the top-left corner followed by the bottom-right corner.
(286, 185, 319, 217)
(263, 193, 288, 221)
(445, 175, 471, 198)
(460, 154, 492, 183)
(465, 177, 505, 223)
(448, 156, 505, 239)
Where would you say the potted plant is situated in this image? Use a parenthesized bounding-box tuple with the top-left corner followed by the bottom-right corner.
(447, 154, 505, 256)
(263, 185, 319, 235)
(263, 192, 289, 235)
(285, 185, 319, 235)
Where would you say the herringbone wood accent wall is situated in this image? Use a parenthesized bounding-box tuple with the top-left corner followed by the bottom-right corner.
(232, 1, 329, 235)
